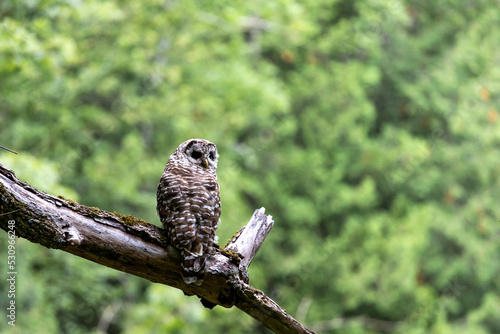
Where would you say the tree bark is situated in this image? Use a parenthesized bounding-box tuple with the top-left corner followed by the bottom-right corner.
(0, 163, 314, 334)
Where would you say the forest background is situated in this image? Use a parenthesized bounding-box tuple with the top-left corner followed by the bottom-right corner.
(1, 0, 500, 333)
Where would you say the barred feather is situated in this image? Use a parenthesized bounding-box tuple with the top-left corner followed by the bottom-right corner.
(156, 139, 220, 285)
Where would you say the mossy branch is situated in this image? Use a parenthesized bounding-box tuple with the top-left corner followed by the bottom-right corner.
(0, 163, 314, 334)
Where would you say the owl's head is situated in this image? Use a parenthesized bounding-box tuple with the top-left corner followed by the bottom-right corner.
(173, 139, 218, 174)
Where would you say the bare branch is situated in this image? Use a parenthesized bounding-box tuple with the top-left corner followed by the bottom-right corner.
(0, 163, 314, 334)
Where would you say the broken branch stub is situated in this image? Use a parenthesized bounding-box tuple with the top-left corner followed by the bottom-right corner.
(225, 208, 274, 275)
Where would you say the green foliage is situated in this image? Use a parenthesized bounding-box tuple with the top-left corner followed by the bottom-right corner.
(1, 0, 500, 333)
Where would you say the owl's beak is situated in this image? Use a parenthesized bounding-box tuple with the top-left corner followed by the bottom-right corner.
(201, 159, 209, 168)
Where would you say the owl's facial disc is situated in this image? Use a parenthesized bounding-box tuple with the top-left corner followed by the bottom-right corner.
(182, 139, 218, 171)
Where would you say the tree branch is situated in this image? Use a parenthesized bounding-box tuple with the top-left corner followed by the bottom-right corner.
(0, 163, 314, 334)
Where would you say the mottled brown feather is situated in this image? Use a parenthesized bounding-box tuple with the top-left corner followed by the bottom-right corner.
(156, 139, 221, 285)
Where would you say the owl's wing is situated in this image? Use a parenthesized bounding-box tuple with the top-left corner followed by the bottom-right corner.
(157, 172, 197, 251)
(158, 172, 221, 251)
(157, 170, 221, 286)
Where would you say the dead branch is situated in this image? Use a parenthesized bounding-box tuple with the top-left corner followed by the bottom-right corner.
(0, 163, 314, 334)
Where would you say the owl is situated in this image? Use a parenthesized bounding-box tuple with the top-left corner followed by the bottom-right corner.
(156, 139, 221, 286)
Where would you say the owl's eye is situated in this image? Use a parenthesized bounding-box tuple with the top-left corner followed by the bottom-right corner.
(191, 151, 202, 159)
(209, 151, 215, 160)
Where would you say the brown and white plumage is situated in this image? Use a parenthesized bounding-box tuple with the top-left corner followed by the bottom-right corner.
(156, 139, 221, 285)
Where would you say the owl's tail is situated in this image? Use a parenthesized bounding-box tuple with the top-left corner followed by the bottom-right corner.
(181, 250, 206, 286)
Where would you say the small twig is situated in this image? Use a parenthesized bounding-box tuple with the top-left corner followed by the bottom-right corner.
(296, 296, 313, 322)
(96, 302, 122, 333)
(0, 145, 18, 154)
